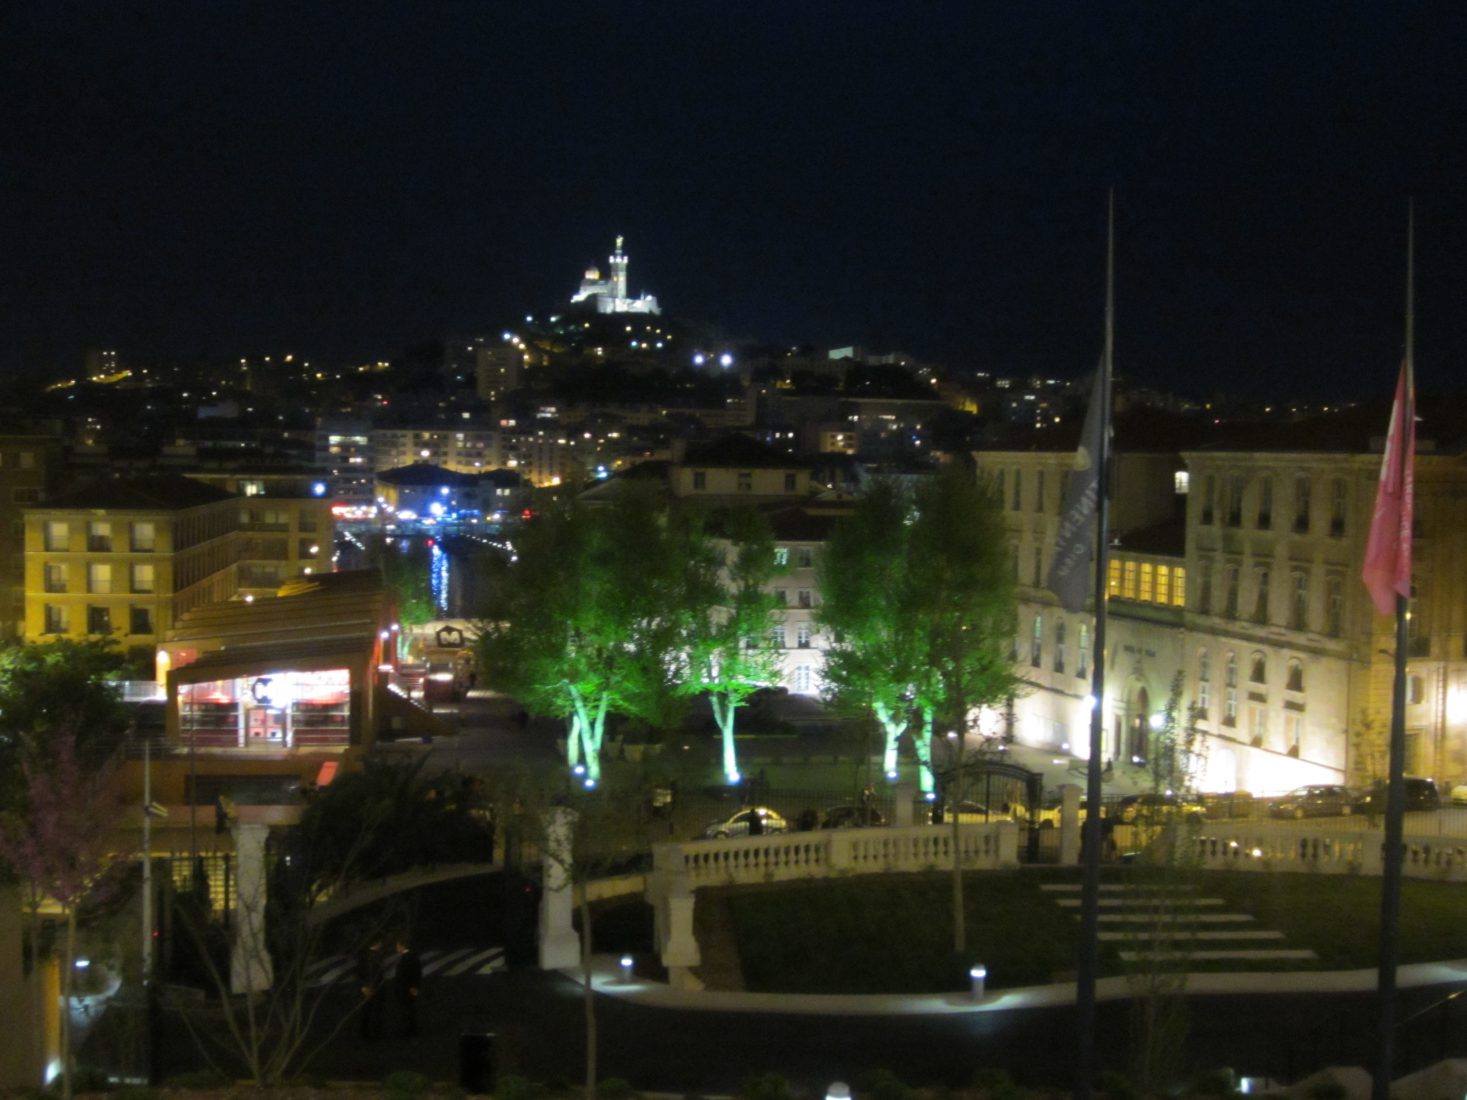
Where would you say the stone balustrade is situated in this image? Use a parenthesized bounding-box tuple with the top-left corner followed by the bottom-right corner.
(646, 823, 1017, 986)
(1191, 823, 1467, 881)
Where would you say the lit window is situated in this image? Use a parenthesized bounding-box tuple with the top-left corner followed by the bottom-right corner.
(88, 563, 112, 594)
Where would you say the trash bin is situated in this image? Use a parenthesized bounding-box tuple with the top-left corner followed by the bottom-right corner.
(459, 1028, 496, 1093)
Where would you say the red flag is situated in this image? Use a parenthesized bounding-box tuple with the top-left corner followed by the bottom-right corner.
(1361, 362, 1415, 616)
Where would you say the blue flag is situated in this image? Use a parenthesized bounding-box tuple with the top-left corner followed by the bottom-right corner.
(1046, 367, 1105, 612)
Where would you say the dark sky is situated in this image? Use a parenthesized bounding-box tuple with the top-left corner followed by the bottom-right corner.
(5, 2, 1467, 399)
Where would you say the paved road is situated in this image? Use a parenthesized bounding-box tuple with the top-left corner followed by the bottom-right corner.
(163, 961, 1464, 1092)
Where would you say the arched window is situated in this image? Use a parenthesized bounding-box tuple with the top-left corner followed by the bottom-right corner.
(1286, 659, 1304, 692)
(1197, 650, 1212, 717)
(1291, 571, 1309, 631)
(1330, 478, 1348, 537)
(1326, 575, 1344, 636)
(1054, 619, 1067, 674)
(1031, 614, 1043, 668)
(1250, 652, 1267, 685)
(1224, 653, 1238, 726)
(1076, 622, 1089, 678)
(1012, 468, 1022, 511)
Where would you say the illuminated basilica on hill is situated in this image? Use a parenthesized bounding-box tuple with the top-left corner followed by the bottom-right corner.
(570, 236, 661, 315)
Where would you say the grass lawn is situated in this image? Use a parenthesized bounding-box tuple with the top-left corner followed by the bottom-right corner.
(721, 867, 1467, 994)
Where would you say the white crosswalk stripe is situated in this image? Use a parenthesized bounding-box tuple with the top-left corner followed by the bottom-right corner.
(306, 946, 506, 986)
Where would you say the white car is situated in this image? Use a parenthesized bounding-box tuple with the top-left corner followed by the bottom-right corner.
(701, 807, 789, 839)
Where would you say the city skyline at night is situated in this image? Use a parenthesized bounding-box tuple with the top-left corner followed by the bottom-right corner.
(5, 3, 1467, 399)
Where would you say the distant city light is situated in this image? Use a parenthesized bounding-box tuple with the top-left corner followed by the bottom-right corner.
(719, 352, 734, 368)
(693, 353, 706, 366)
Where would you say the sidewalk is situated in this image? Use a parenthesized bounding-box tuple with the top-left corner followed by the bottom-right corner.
(571, 953, 1467, 1016)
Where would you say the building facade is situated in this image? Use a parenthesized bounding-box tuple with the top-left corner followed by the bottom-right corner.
(23, 475, 241, 664)
(977, 433, 1467, 797)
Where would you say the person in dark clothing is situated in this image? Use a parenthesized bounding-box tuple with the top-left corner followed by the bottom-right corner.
(356, 939, 386, 1040)
(393, 938, 422, 1037)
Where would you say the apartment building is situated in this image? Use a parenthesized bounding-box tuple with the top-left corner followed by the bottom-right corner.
(185, 469, 335, 599)
(24, 475, 241, 664)
(0, 432, 63, 640)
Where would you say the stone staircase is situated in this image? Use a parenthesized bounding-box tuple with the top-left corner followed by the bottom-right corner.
(1042, 882, 1318, 964)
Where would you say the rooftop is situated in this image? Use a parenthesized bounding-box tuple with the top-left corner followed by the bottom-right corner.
(40, 473, 237, 511)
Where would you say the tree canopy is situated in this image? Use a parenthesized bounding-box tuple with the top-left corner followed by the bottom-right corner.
(477, 486, 686, 784)
(0, 637, 128, 811)
(819, 465, 1018, 795)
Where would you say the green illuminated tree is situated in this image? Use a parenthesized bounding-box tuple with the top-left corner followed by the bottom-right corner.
(819, 467, 1017, 796)
(478, 486, 684, 785)
(368, 537, 435, 655)
(818, 481, 921, 783)
(906, 464, 1020, 794)
(680, 508, 785, 784)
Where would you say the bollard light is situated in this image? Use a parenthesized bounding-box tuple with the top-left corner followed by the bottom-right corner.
(619, 955, 634, 983)
(969, 963, 987, 1001)
(826, 1083, 851, 1100)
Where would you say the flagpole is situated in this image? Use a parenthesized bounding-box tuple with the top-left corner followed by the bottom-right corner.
(1073, 191, 1115, 1100)
(1371, 203, 1414, 1100)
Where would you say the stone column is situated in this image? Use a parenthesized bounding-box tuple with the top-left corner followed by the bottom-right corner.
(1059, 783, 1082, 865)
(893, 781, 917, 826)
(230, 823, 273, 994)
(538, 805, 581, 969)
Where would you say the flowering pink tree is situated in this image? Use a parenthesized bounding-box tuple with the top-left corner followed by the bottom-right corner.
(0, 734, 129, 1099)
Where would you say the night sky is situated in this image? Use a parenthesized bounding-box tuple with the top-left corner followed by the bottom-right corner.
(5, 2, 1467, 399)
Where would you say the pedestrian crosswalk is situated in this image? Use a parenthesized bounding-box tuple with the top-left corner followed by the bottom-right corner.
(306, 946, 506, 986)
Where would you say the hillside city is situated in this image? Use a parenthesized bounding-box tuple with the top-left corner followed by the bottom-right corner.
(2, 235, 1466, 1097)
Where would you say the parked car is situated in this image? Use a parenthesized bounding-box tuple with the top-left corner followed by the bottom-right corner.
(932, 800, 1019, 824)
(1014, 801, 1063, 828)
(1270, 784, 1354, 819)
(1451, 783, 1467, 806)
(1113, 793, 1207, 825)
(1353, 777, 1442, 815)
(701, 806, 789, 839)
(819, 805, 886, 829)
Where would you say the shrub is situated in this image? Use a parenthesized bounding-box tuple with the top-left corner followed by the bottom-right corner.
(741, 1073, 795, 1100)
(863, 1069, 911, 1100)
(387, 1070, 434, 1096)
(971, 1068, 1020, 1100)
(497, 1075, 550, 1100)
(164, 1070, 232, 1090)
(1099, 1070, 1139, 1100)
(1189, 1068, 1238, 1098)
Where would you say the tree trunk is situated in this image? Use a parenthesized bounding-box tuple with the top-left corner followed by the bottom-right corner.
(872, 701, 907, 778)
(579, 882, 597, 1100)
(913, 707, 936, 796)
(60, 908, 76, 1100)
(712, 694, 740, 783)
(949, 717, 966, 954)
